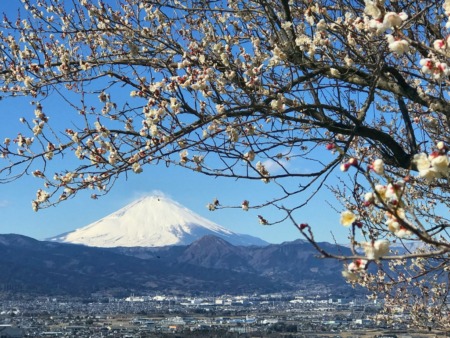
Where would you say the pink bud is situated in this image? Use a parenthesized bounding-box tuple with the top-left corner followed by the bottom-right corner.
(348, 158, 358, 166)
(340, 162, 351, 172)
(325, 143, 336, 150)
(299, 223, 309, 230)
(353, 221, 363, 228)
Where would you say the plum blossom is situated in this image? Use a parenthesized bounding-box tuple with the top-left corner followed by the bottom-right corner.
(385, 208, 412, 238)
(243, 150, 255, 162)
(385, 182, 404, 205)
(370, 158, 385, 175)
(340, 162, 351, 172)
(344, 55, 354, 66)
(386, 218, 412, 238)
(241, 200, 249, 211)
(258, 215, 269, 225)
(347, 259, 368, 272)
(340, 210, 356, 226)
(132, 162, 142, 173)
(368, 19, 386, 33)
(368, 11, 407, 33)
(256, 161, 270, 183)
(386, 35, 409, 54)
(23, 76, 34, 88)
(364, 192, 375, 204)
(270, 98, 285, 112)
(326, 143, 336, 151)
(383, 12, 408, 30)
(433, 38, 450, 50)
(373, 184, 386, 200)
(206, 198, 220, 211)
(364, 0, 383, 20)
(444, 0, 450, 16)
(36, 189, 50, 203)
(413, 152, 450, 181)
(413, 153, 431, 172)
(420, 58, 434, 74)
(340, 158, 357, 172)
(433, 62, 450, 79)
(170, 98, 181, 113)
(437, 141, 447, 151)
(281, 21, 292, 30)
(362, 239, 390, 260)
(108, 152, 118, 165)
(179, 150, 188, 165)
(420, 59, 450, 78)
(316, 19, 327, 31)
(226, 125, 239, 142)
(207, 203, 217, 211)
(430, 152, 450, 173)
(342, 270, 360, 281)
(330, 68, 340, 77)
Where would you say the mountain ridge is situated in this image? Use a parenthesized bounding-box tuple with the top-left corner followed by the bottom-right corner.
(48, 195, 268, 247)
(0, 233, 354, 297)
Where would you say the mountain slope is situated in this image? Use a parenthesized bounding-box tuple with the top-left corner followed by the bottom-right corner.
(0, 234, 277, 296)
(178, 235, 253, 271)
(0, 234, 354, 297)
(49, 195, 267, 247)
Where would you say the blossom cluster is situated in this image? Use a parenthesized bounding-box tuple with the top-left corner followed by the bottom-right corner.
(340, 141, 449, 282)
(0, 0, 449, 325)
(364, 0, 450, 80)
(412, 142, 450, 181)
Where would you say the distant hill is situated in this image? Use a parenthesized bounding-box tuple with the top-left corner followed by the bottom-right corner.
(0, 234, 354, 297)
(48, 195, 267, 247)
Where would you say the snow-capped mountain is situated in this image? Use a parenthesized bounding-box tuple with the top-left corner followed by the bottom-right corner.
(49, 195, 268, 247)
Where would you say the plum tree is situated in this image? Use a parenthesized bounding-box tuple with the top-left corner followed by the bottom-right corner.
(0, 0, 449, 328)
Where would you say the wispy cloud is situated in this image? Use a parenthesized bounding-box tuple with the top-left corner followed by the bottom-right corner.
(262, 159, 290, 174)
(131, 190, 171, 201)
(0, 200, 9, 208)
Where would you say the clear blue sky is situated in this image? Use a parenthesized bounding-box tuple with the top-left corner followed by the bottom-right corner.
(0, 81, 344, 244)
(0, 150, 343, 244)
(0, 1, 346, 244)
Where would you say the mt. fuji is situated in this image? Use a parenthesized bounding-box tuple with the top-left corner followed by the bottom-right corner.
(49, 195, 268, 247)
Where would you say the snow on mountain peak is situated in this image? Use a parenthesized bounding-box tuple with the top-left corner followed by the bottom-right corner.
(49, 194, 268, 247)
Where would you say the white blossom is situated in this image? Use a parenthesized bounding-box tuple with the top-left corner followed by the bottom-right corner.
(386, 35, 409, 54)
(362, 240, 390, 260)
(420, 59, 434, 74)
(244, 150, 255, 162)
(348, 259, 368, 272)
(132, 162, 143, 173)
(340, 210, 356, 226)
(371, 159, 385, 175)
(364, 192, 375, 203)
(383, 12, 408, 29)
(364, 0, 383, 19)
(413, 153, 431, 172)
(330, 68, 340, 76)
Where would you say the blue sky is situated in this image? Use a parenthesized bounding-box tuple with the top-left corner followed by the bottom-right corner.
(0, 1, 346, 245)
(0, 145, 344, 244)
(0, 153, 344, 244)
